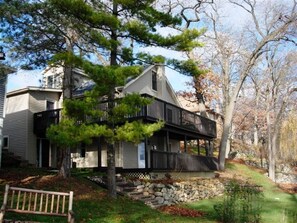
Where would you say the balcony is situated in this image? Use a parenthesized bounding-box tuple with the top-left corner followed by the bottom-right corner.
(33, 95, 216, 139)
(141, 95, 216, 138)
(34, 109, 61, 137)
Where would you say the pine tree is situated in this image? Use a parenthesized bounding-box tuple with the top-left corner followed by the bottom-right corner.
(47, 0, 206, 198)
(2, 0, 205, 197)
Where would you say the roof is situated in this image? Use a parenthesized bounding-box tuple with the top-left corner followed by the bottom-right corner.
(73, 80, 95, 97)
(6, 87, 62, 97)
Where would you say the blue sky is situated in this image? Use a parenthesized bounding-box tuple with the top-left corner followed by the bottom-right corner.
(6, 67, 191, 93)
(4, 0, 269, 93)
(6, 69, 42, 92)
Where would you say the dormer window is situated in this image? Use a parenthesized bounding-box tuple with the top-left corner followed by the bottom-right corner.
(47, 76, 54, 88)
(152, 71, 157, 91)
(45, 74, 62, 89)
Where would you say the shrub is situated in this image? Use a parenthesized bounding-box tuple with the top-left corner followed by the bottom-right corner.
(214, 180, 263, 223)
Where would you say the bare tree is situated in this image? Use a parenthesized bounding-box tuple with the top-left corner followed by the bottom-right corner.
(262, 50, 297, 181)
(200, 0, 297, 170)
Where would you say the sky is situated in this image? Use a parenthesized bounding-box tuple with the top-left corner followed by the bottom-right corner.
(6, 67, 191, 93)
(6, 70, 42, 92)
(4, 0, 257, 93)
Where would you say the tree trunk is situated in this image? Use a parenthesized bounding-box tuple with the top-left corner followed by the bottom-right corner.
(107, 143, 117, 198)
(58, 30, 74, 178)
(105, 1, 118, 198)
(266, 105, 275, 181)
(218, 102, 235, 170)
(269, 130, 278, 182)
(59, 148, 71, 178)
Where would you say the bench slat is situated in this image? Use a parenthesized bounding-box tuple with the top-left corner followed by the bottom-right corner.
(16, 191, 21, 210)
(28, 192, 32, 211)
(10, 190, 15, 209)
(22, 192, 27, 211)
(50, 194, 54, 213)
(33, 193, 37, 211)
(39, 193, 43, 212)
(56, 195, 60, 214)
(62, 195, 66, 213)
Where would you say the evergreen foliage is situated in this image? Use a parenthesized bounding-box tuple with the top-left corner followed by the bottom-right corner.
(1, 0, 206, 195)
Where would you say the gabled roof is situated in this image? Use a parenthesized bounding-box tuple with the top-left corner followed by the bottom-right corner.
(124, 64, 181, 106)
(123, 65, 155, 89)
(66, 64, 181, 107)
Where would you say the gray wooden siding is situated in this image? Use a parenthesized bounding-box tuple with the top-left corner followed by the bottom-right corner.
(124, 66, 178, 106)
(3, 90, 62, 165)
(5, 94, 29, 114)
(122, 142, 138, 168)
(29, 91, 62, 112)
(27, 109, 37, 163)
(3, 110, 28, 159)
(0, 76, 7, 117)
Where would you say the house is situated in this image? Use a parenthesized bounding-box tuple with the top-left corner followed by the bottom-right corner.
(0, 65, 16, 167)
(2, 67, 89, 167)
(4, 64, 218, 172)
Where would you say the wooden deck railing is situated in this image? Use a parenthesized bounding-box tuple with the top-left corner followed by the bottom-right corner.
(33, 95, 216, 138)
(150, 150, 218, 171)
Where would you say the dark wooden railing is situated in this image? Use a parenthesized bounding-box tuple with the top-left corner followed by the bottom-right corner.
(143, 96, 216, 137)
(33, 109, 61, 137)
(151, 150, 218, 171)
(33, 95, 216, 138)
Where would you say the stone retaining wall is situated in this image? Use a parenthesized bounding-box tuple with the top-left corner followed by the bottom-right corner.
(130, 178, 225, 208)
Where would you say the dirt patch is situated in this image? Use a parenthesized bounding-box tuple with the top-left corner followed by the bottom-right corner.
(158, 205, 205, 217)
(0, 169, 105, 199)
(278, 183, 297, 194)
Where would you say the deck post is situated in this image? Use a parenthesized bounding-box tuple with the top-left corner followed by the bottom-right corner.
(166, 131, 170, 169)
(145, 137, 149, 169)
(184, 135, 187, 153)
(97, 137, 102, 168)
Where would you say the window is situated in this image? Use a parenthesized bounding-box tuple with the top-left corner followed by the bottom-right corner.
(3, 136, 9, 148)
(47, 76, 54, 88)
(167, 108, 173, 123)
(152, 71, 157, 91)
(80, 143, 86, 158)
(46, 101, 54, 110)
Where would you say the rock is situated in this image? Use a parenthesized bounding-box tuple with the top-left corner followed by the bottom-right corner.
(154, 192, 163, 196)
(156, 183, 165, 188)
(143, 191, 150, 196)
(155, 196, 165, 204)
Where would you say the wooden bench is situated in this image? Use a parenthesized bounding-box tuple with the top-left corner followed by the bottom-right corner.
(0, 184, 74, 223)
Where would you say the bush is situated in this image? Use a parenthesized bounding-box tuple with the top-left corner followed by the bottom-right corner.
(282, 209, 297, 223)
(214, 180, 263, 223)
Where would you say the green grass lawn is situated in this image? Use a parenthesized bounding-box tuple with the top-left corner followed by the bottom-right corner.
(0, 163, 296, 222)
(186, 162, 297, 223)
